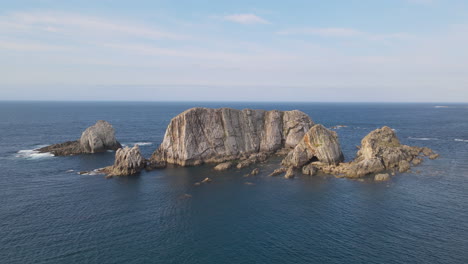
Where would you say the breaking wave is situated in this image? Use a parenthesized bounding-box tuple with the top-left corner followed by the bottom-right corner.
(16, 149, 54, 159)
(454, 139, 468, 142)
(408, 137, 438, 141)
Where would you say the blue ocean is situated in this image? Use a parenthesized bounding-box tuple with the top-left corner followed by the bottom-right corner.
(0, 102, 467, 264)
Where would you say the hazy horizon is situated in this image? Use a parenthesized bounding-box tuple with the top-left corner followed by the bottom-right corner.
(1, 0, 468, 102)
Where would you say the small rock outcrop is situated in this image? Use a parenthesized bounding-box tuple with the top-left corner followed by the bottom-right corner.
(38, 120, 121, 156)
(301, 164, 317, 176)
(149, 107, 313, 167)
(100, 145, 146, 177)
(284, 168, 295, 179)
(312, 126, 438, 178)
(214, 161, 234, 171)
(269, 167, 288, 176)
(281, 124, 344, 168)
(374, 173, 390, 181)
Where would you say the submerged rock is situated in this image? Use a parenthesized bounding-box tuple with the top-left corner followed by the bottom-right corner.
(100, 145, 146, 177)
(374, 173, 390, 181)
(281, 124, 344, 168)
(149, 107, 313, 167)
(250, 168, 260, 176)
(38, 120, 121, 156)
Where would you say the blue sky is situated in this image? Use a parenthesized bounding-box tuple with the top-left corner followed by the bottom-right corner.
(1, 0, 468, 101)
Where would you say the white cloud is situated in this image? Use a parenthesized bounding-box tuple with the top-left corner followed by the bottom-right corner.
(277, 27, 413, 42)
(0, 12, 188, 40)
(223, 14, 269, 25)
(278, 27, 363, 37)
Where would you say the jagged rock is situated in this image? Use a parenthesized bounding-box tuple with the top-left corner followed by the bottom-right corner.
(236, 153, 269, 169)
(214, 162, 234, 171)
(421, 147, 434, 156)
(250, 168, 260, 176)
(313, 126, 432, 178)
(38, 120, 121, 156)
(100, 145, 146, 177)
(412, 157, 423, 165)
(282, 124, 344, 168)
(374, 173, 390, 181)
(269, 167, 288, 176)
(284, 168, 295, 179)
(429, 154, 439, 160)
(149, 107, 313, 167)
(398, 160, 411, 173)
(301, 164, 317, 176)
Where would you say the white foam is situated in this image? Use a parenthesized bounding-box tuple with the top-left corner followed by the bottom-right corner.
(434, 106, 449, 108)
(16, 149, 54, 159)
(78, 169, 103, 176)
(408, 137, 438, 141)
(134, 142, 153, 146)
(123, 142, 153, 147)
(455, 139, 468, 142)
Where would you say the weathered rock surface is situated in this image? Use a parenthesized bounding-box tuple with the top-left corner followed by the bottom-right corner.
(284, 168, 295, 179)
(100, 145, 146, 177)
(150, 107, 313, 167)
(302, 164, 317, 176)
(312, 126, 434, 178)
(269, 167, 288, 176)
(38, 120, 121, 156)
(281, 124, 344, 168)
(214, 161, 234, 171)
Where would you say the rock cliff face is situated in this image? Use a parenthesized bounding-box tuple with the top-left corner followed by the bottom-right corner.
(281, 124, 344, 167)
(100, 145, 146, 177)
(149, 107, 313, 167)
(38, 120, 121, 156)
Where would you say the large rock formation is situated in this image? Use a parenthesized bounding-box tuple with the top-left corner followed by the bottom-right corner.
(149, 107, 314, 167)
(306, 126, 438, 178)
(100, 145, 146, 177)
(38, 120, 122, 156)
(281, 124, 344, 168)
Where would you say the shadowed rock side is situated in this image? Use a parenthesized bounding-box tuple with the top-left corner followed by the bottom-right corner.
(38, 120, 122, 156)
(301, 126, 438, 178)
(281, 124, 344, 168)
(100, 145, 146, 177)
(149, 107, 314, 167)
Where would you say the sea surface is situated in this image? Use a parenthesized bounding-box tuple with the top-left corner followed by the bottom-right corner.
(0, 102, 467, 264)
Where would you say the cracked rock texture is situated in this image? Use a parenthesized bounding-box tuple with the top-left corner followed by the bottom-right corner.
(281, 124, 344, 167)
(150, 107, 313, 166)
(101, 145, 146, 176)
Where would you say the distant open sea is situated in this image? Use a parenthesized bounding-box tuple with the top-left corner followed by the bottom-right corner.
(0, 102, 467, 264)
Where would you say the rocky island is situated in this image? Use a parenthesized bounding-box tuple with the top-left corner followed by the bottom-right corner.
(148, 107, 314, 168)
(57, 107, 438, 180)
(144, 107, 438, 181)
(38, 120, 122, 156)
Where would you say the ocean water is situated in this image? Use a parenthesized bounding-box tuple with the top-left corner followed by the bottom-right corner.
(0, 102, 467, 264)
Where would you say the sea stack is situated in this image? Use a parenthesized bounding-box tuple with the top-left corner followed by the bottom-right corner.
(100, 145, 146, 177)
(38, 120, 122, 156)
(149, 107, 314, 167)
